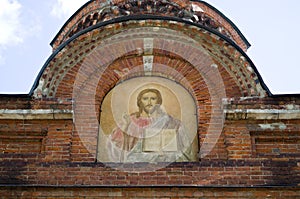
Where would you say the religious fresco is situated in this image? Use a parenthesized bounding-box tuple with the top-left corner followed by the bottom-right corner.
(97, 77, 198, 162)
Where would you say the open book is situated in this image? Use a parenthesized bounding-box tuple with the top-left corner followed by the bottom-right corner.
(142, 128, 178, 152)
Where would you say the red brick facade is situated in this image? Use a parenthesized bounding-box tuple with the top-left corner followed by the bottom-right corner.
(1, 0, 299, 198)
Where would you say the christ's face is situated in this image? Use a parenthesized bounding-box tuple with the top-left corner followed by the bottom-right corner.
(141, 92, 159, 114)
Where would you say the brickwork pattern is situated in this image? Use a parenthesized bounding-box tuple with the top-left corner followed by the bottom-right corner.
(35, 20, 265, 98)
(1, 187, 300, 199)
(0, 96, 299, 187)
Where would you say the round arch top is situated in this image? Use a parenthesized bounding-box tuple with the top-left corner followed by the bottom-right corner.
(50, 0, 250, 51)
(32, 20, 269, 98)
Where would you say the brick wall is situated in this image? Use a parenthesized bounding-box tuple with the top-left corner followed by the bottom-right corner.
(0, 96, 299, 198)
(1, 187, 300, 199)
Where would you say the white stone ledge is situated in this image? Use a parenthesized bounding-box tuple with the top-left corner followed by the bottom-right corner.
(224, 109, 300, 120)
(0, 109, 73, 120)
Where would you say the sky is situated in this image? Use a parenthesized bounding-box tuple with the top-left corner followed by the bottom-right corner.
(0, 0, 299, 95)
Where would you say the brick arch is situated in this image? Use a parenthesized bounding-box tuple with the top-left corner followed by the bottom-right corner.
(93, 52, 219, 158)
(94, 51, 210, 121)
(70, 32, 227, 159)
(95, 46, 218, 105)
(35, 21, 267, 99)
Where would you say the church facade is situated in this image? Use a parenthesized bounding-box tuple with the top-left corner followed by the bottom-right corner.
(1, 0, 300, 198)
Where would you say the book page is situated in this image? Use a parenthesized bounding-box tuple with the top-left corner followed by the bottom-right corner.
(142, 129, 161, 152)
(143, 129, 178, 152)
(162, 129, 177, 152)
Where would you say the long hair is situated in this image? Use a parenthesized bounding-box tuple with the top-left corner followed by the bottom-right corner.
(136, 88, 162, 117)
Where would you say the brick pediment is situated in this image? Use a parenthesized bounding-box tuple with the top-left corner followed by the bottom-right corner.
(33, 20, 267, 99)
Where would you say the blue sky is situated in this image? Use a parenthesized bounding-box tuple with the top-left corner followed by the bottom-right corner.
(0, 0, 299, 94)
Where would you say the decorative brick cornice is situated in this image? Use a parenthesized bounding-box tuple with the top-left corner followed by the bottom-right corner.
(65, 0, 231, 40)
(224, 109, 300, 120)
(33, 20, 267, 98)
(0, 109, 73, 120)
(51, 0, 248, 50)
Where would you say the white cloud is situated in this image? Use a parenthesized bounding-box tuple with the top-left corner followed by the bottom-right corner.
(0, 0, 23, 46)
(51, 0, 88, 19)
(0, 0, 42, 66)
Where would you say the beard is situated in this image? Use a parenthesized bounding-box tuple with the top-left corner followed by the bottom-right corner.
(143, 104, 160, 115)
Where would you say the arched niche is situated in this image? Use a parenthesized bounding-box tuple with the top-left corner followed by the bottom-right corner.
(97, 76, 198, 163)
(66, 25, 227, 161)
